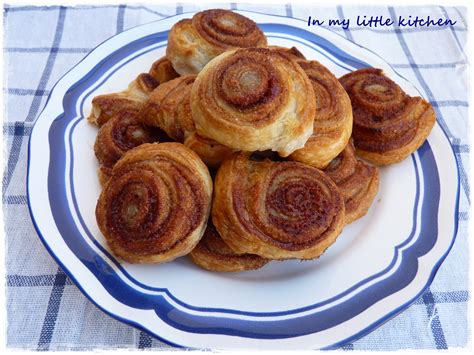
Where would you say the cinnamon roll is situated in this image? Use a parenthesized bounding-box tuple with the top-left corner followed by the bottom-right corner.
(212, 152, 345, 259)
(149, 56, 180, 84)
(339, 68, 436, 166)
(140, 75, 197, 142)
(191, 48, 316, 157)
(289, 60, 353, 168)
(94, 109, 160, 186)
(189, 221, 269, 272)
(167, 9, 267, 75)
(96, 143, 213, 264)
(184, 132, 235, 169)
(88, 73, 159, 127)
(324, 140, 380, 224)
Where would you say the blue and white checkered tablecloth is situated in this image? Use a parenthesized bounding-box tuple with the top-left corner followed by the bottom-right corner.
(3, 3, 469, 351)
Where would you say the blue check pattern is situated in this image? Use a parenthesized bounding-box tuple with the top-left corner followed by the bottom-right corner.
(3, 3, 469, 350)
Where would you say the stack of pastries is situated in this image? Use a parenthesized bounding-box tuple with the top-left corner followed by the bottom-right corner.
(89, 9, 435, 272)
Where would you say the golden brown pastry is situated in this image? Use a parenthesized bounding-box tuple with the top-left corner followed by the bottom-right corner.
(212, 152, 345, 260)
(149, 56, 180, 84)
(184, 132, 235, 169)
(140, 75, 197, 142)
(96, 143, 213, 264)
(268, 45, 306, 61)
(339, 68, 436, 166)
(94, 109, 160, 186)
(191, 48, 316, 157)
(324, 140, 380, 224)
(139, 74, 236, 168)
(166, 9, 267, 75)
(189, 221, 269, 272)
(289, 60, 353, 169)
(97, 166, 113, 188)
(88, 73, 159, 127)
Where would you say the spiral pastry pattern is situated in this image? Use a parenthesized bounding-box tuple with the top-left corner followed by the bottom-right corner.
(139, 75, 234, 168)
(94, 110, 160, 186)
(289, 60, 353, 168)
(149, 56, 180, 84)
(191, 48, 316, 157)
(212, 152, 345, 259)
(88, 73, 159, 127)
(324, 140, 380, 225)
(339, 68, 435, 166)
(189, 221, 269, 272)
(140, 75, 197, 142)
(96, 143, 213, 264)
(166, 9, 267, 75)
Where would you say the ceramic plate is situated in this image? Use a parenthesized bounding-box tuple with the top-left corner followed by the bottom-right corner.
(27, 11, 460, 350)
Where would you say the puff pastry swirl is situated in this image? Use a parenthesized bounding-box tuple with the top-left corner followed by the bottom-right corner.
(96, 143, 212, 264)
(140, 75, 197, 142)
(212, 152, 345, 259)
(184, 132, 235, 169)
(167, 9, 267, 75)
(189, 221, 269, 272)
(324, 140, 380, 224)
(339, 68, 435, 165)
(148, 56, 180, 84)
(268, 45, 306, 61)
(289, 59, 353, 168)
(94, 109, 160, 186)
(191, 48, 316, 157)
(139, 75, 232, 167)
(88, 73, 159, 127)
